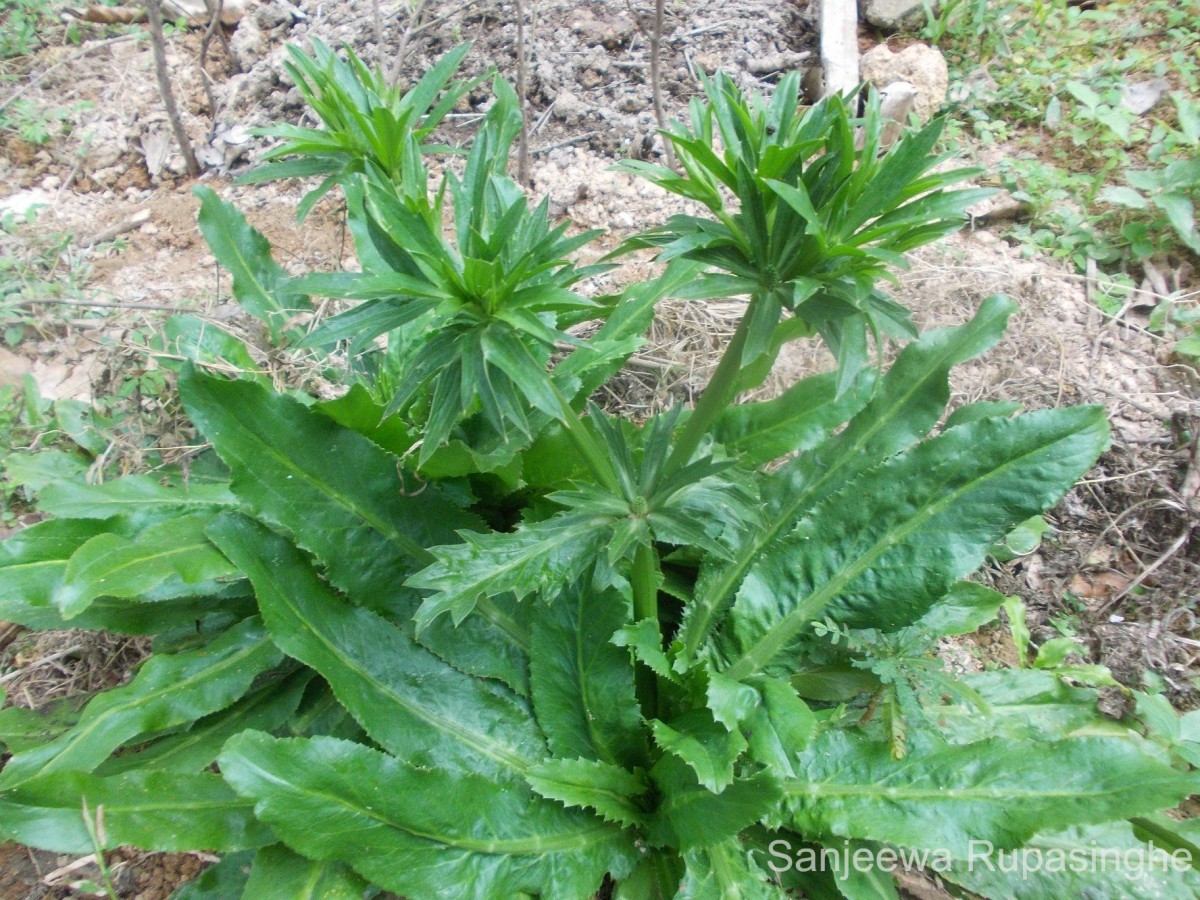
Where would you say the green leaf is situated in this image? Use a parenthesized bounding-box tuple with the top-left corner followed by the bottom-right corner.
(526, 757, 649, 828)
(417, 602, 534, 697)
(718, 406, 1109, 678)
(681, 296, 1017, 659)
(0, 695, 86, 754)
(648, 754, 782, 850)
(614, 852, 685, 900)
(613, 618, 677, 682)
(650, 710, 748, 794)
(946, 820, 1200, 898)
(713, 368, 876, 467)
(3, 450, 90, 492)
(312, 382, 417, 455)
(1035, 637, 1087, 669)
(785, 730, 1199, 857)
(943, 400, 1022, 430)
(1132, 811, 1200, 871)
(312, 383, 533, 692)
(0, 617, 280, 789)
(0, 770, 270, 853)
(158, 314, 267, 382)
(54, 512, 238, 618)
(244, 845, 369, 899)
(1065, 81, 1102, 110)
(932, 669, 1124, 744)
(220, 731, 634, 899)
(908, 581, 1007, 638)
(743, 677, 818, 779)
(677, 841, 786, 899)
(529, 582, 646, 768)
(97, 669, 312, 776)
(193, 187, 311, 344)
(1098, 185, 1149, 210)
(1004, 595, 1031, 666)
(38, 475, 235, 520)
(989, 514, 1050, 561)
(790, 666, 880, 703)
(170, 851, 254, 899)
(408, 512, 612, 629)
(180, 370, 480, 609)
(0, 518, 110, 626)
(209, 514, 545, 781)
(1153, 192, 1200, 253)
(705, 669, 761, 731)
(825, 841, 901, 900)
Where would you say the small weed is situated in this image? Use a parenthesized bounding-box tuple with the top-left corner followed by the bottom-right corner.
(0, 0, 58, 58)
(0, 209, 95, 347)
(0, 98, 88, 146)
(926, 0, 1200, 347)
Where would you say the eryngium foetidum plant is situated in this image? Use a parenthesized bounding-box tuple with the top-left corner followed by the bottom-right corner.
(2, 45, 1199, 899)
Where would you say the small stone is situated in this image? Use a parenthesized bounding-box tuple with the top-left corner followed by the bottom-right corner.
(255, 2, 294, 30)
(578, 67, 605, 90)
(552, 90, 587, 125)
(230, 16, 266, 69)
(860, 42, 948, 122)
(618, 93, 646, 113)
(863, 0, 938, 32)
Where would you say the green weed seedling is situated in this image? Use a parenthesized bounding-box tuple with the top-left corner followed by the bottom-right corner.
(926, 0, 1200, 352)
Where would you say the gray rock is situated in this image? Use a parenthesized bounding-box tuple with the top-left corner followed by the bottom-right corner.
(862, 0, 937, 32)
(230, 16, 267, 70)
(860, 42, 948, 122)
(552, 90, 587, 126)
(255, 2, 294, 31)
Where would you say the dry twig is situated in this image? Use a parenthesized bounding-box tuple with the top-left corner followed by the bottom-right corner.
(514, 0, 531, 185)
(144, 0, 200, 176)
(198, 0, 226, 126)
(650, 0, 676, 169)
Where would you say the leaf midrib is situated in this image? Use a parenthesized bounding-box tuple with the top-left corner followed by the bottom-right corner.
(684, 322, 987, 657)
(247, 758, 615, 855)
(66, 540, 220, 596)
(785, 780, 1173, 802)
(201, 399, 431, 566)
(278, 586, 534, 775)
(725, 416, 1094, 679)
(0, 635, 273, 788)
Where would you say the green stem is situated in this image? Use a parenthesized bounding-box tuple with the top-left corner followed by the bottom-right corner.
(664, 295, 756, 473)
(550, 383, 622, 494)
(631, 541, 661, 717)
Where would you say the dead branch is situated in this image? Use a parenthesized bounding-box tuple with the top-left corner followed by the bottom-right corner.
(819, 0, 859, 96)
(198, 0, 225, 125)
(650, 0, 676, 169)
(66, 4, 145, 23)
(0, 622, 22, 654)
(514, 0, 531, 185)
(372, 0, 386, 72)
(390, 0, 430, 84)
(79, 209, 152, 247)
(531, 130, 598, 156)
(144, 0, 200, 176)
(10, 296, 193, 313)
(622, 0, 675, 169)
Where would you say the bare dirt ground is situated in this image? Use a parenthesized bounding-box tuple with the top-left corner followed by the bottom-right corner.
(1, 0, 1199, 896)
